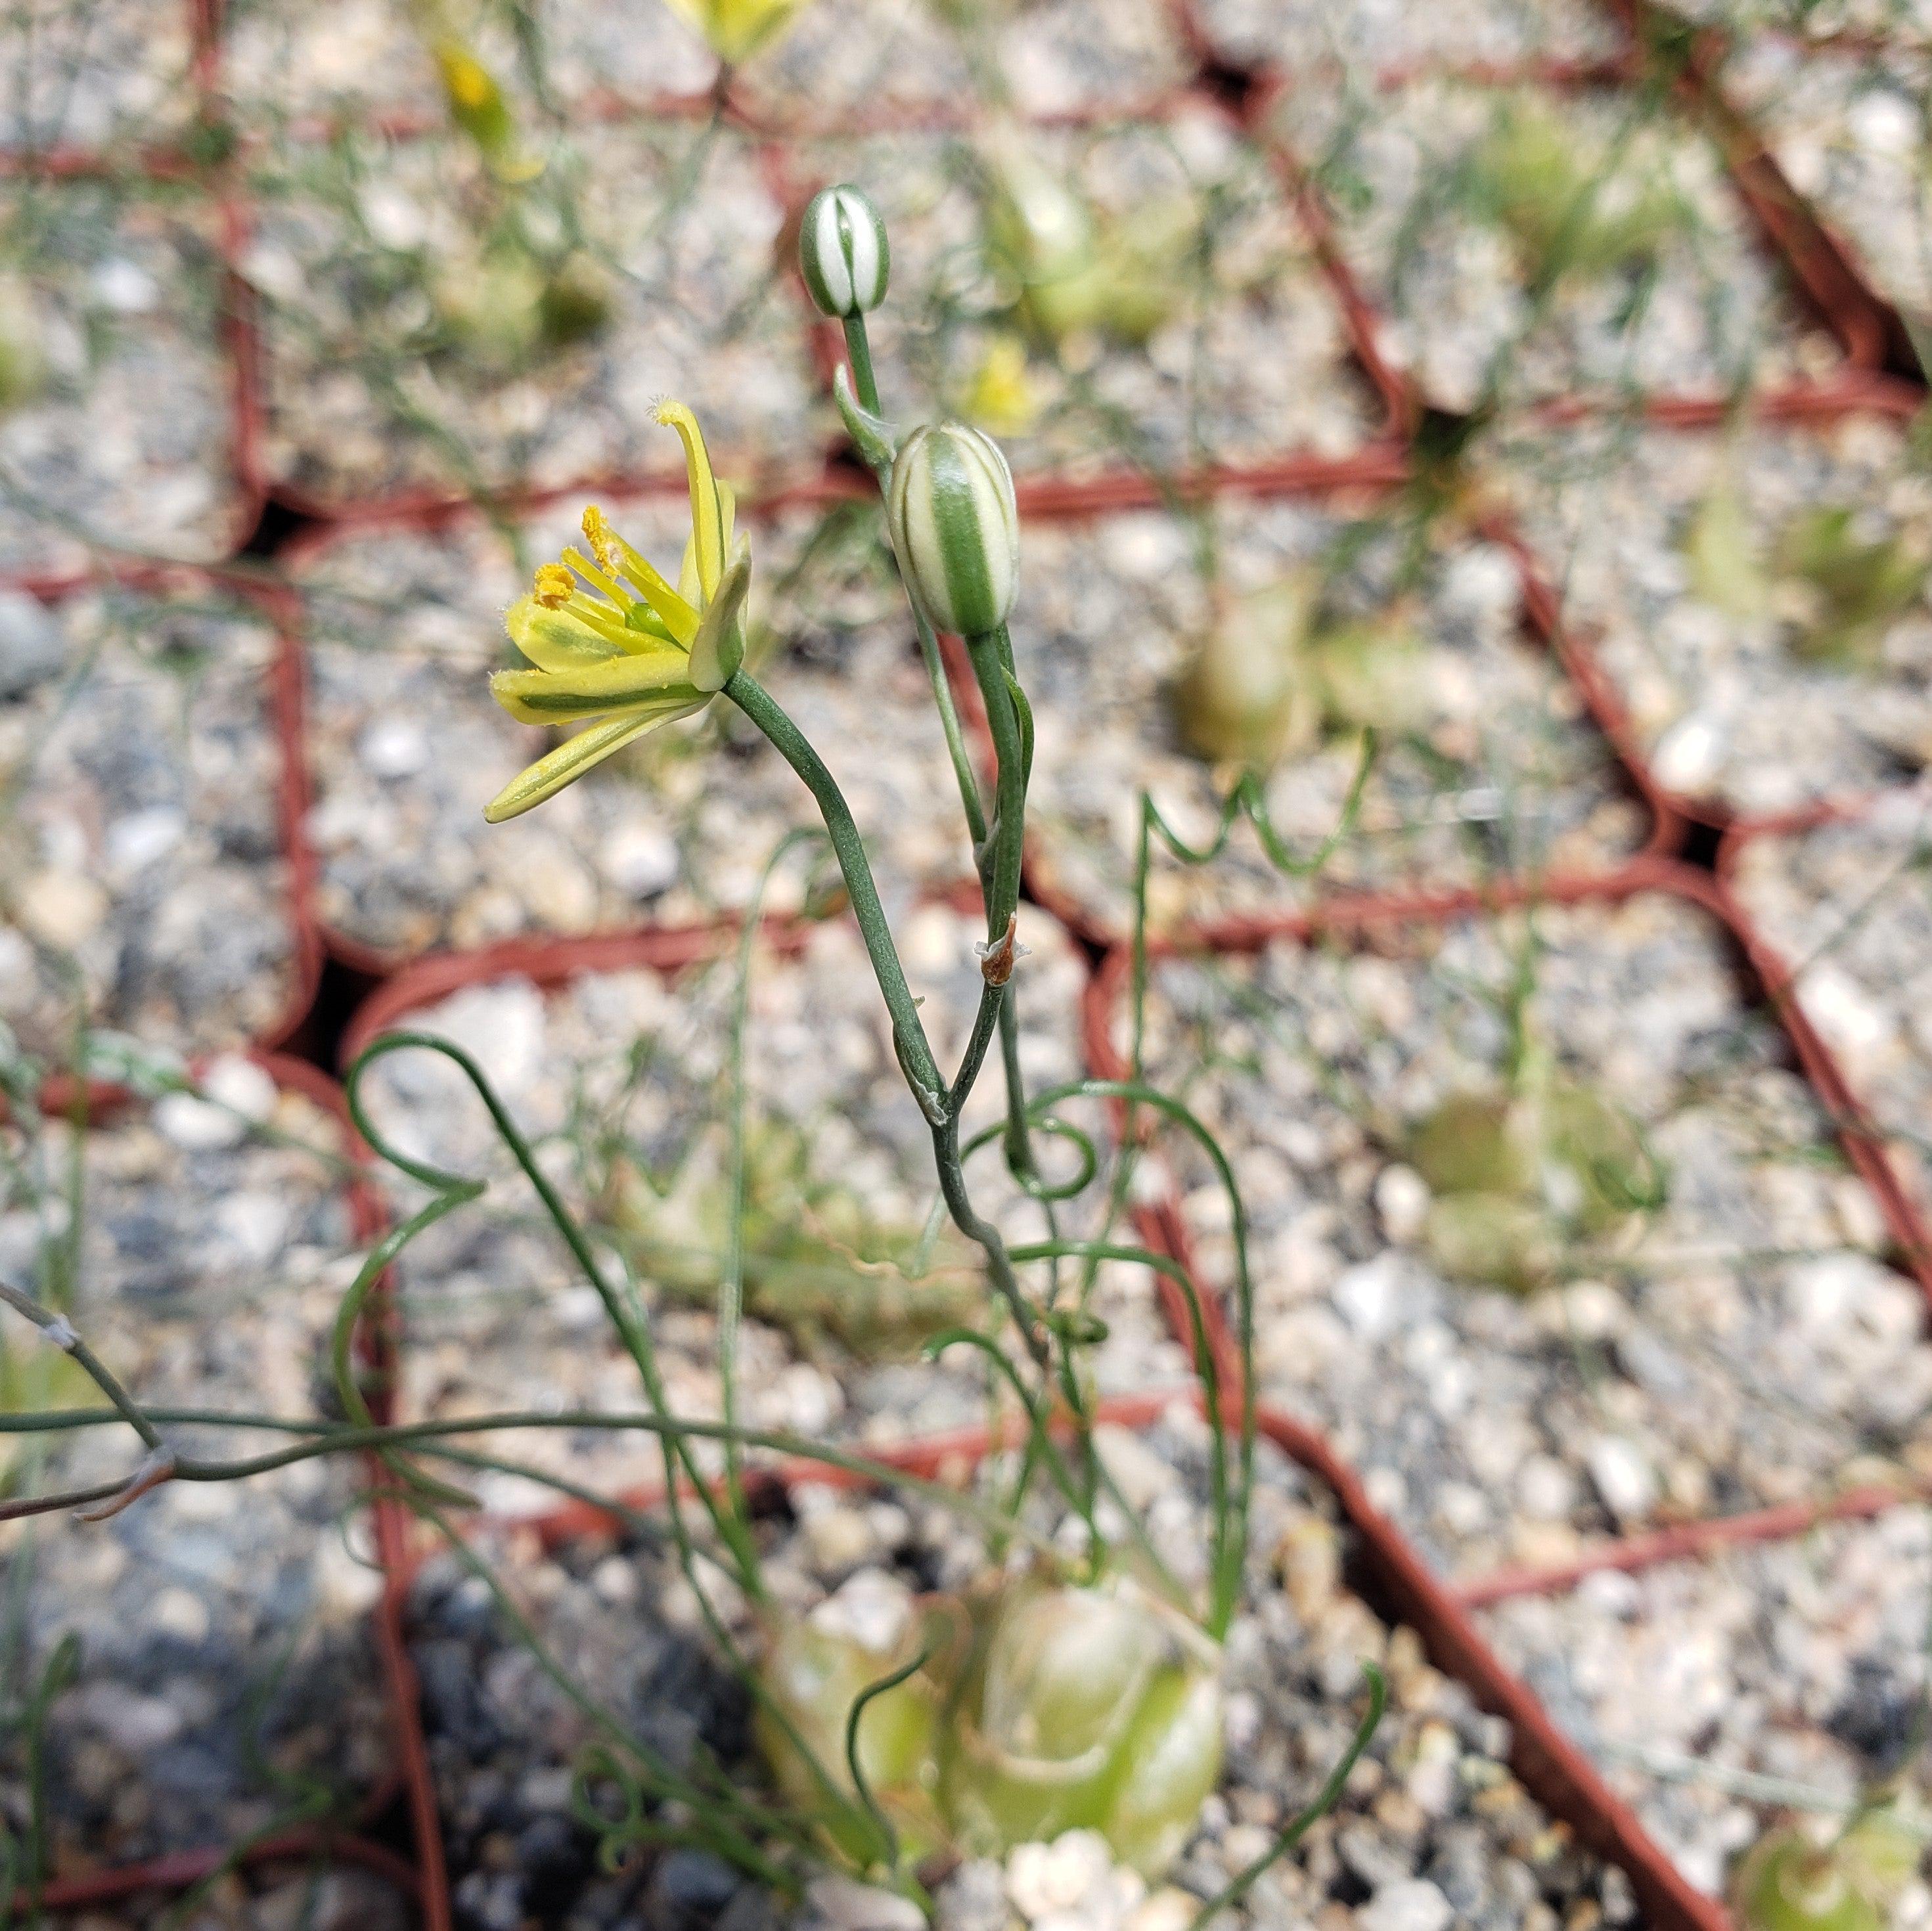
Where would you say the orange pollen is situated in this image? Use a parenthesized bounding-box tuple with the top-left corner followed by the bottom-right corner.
(532, 564, 575, 609)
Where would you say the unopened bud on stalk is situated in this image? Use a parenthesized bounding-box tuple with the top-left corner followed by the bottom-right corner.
(886, 422, 1019, 638)
(799, 183, 890, 320)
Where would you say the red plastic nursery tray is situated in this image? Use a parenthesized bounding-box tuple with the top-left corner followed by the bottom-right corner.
(1723, 782, 1932, 1257)
(765, 82, 1412, 490)
(0, 0, 215, 171)
(1180, 0, 1634, 88)
(1083, 851, 1932, 1910)
(1084, 855, 1932, 1572)
(0, 564, 321, 1080)
(279, 481, 1000, 973)
(1479, 382, 1932, 833)
(211, 0, 1203, 140)
(382, 1380, 1731, 1931)
(1466, 1465, 1932, 1909)
(333, 891, 1179, 1497)
(1237, 48, 1868, 429)
(0, 1050, 435, 1925)
(932, 475, 1668, 954)
(0, 164, 261, 586)
(1602, 0, 1923, 374)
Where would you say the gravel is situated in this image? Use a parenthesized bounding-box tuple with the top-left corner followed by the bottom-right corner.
(0, 579, 301, 1062)
(242, 117, 820, 507)
(218, 0, 1191, 132)
(1490, 410, 1932, 816)
(296, 493, 975, 957)
(0, 0, 197, 154)
(748, 0, 1194, 125)
(0, 1062, 391, 1872)
(0, 175, 249, 577)
(1730, 786, 1932, 1217)
(219, 0, 716, 129)
(1675, 0, 1932, 43)
(1131, 889, 1932, 1578)
(1280, 74, 1840, 413)
(1012, 501, 1644, 941)
(1480, 1506, 1932, 1905)
(406, 1403, 1636, 1929)
(353, 897, 1173, 1503)
(1725, 37, 1932, 320)
(1191, 0, 1623, 77)
(792, 110, 1382, 481)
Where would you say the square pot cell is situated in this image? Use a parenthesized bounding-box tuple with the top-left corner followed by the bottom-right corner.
(217, 0, 717, 131)
(1282, 75, 1841, 415)
(242, 118, 820, 508)
(0, 0, 197, 155)
(1492, 411, 1932, 818)
(0, 177, 250, 577)
(1725, 38, 1932, 322)
(1190, 0, 1623, 81)
(794, 113, 1382, 483)
(0, 581, 302, 1065)
(296, 495, 976, 960)
(742, 0, 1195, 125)
(1731, 789, 1932, 1221)
(1013, 502, 1646, 944)
(1131, 889, 1932, 1580)
(0, 1059, 392, 1869)
(1479, 1508, 1932, 1903)
(349, 902, 1174, 1501)
(405, 1405, 1638, 1928)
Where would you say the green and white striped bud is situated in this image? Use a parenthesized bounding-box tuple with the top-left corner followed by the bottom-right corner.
(799, 183, 890, 320)
(886, 422, 1019, 638)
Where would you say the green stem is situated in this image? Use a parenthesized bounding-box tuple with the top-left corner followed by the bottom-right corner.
(725, 666, 1046, 1367)
(914, 606, 990, 853)
(723, 669, 944, 1108)
(996, 993, 1035, 1182)
(841, 314, 882, 416)
(966, 625, 1025, 944)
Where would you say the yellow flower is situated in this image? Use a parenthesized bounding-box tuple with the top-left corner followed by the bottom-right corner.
(962, 330, 1043, 437)
(483, 401, 750, 824)
(661, 0, 809, 62)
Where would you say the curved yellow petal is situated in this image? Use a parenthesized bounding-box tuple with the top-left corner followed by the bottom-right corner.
(655, 400, 727, 598)
(489, 654, 701, 724)
(483, 702, 705, 822)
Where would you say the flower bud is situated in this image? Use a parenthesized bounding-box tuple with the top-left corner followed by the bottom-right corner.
(887, 422, 1019, 638)
(799, 183, 890, 320)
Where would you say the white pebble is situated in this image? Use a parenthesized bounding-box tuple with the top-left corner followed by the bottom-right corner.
(1358, 1879, 1455, 1931)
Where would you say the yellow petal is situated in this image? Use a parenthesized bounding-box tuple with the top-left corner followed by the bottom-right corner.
(505, 596, 626, 672)
(489, 654, 701, 724)
(655, 400, 727, 599)
(483, 703, 705, 822)
(687, 546, 751, 694)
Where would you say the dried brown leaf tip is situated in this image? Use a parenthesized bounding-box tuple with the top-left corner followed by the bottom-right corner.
(976, 914, 1027, 987)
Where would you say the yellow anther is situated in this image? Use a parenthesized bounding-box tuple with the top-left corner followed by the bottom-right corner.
(581, 505, 618, 573)
(533, 563, 575, 609)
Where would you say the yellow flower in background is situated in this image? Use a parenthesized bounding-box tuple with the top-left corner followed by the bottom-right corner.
(483, 402, 750, 823)
(962, 330, 1043, 437)
(424, 33, 543, 181)
(661, 0, 810, 63)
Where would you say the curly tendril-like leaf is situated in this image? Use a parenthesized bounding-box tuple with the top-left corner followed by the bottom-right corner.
(1188, 1662, 1388, 1928)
